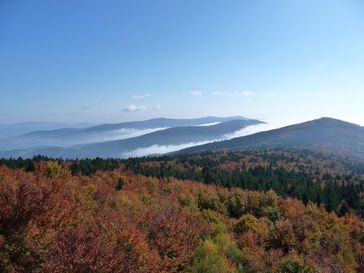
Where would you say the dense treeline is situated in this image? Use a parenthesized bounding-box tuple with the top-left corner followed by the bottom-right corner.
(123, 150, 364, 217)
(1, 149, 364, 218)
(129, 163, 364, 217)
(1, 163, 364, 272)
(70, 157, 120, 176)
(0, 155, 49, 172)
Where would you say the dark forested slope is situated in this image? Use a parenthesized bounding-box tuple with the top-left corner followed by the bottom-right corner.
(175, 118, 364, 159)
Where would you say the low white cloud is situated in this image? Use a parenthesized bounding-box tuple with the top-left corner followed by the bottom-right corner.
(119, 122, 283, 158)
(133, 93, 151, 99)
(119, 120, 299, 158)
(196, 122, 221, 127)
(83, 100, 99, 109)
(89, 119, 306, 158)
(211, 91, 225, 95)
(87, 127, 168, 143)
(120, 141, 213, 158)
(119, 121, 293, 158)
(122, 104, 147, 112)
(223, 119, 301, 139)
(241, 91, 253, 97)
(211, 91, 254, 98)
(190, 90, 203, 96)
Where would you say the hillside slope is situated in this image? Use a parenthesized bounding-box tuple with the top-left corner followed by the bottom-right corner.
(175, 118, 364, 159)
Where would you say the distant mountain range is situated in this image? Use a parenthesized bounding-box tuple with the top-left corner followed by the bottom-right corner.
(0, 121, 93, 140)
(174, 118, 364, 159)
(0, 116, 250, 150)
(1, 117, 363, 160)
(0, 118, 262, 158)
(24, 116, 248, 137)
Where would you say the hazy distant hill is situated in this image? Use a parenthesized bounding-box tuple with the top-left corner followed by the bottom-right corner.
(174, 118, 364, 159)
(0, 119, 262, 158)
(0, 121, 92, 140)
(0, 116, 253, 150)
(24, 116, 248, 137)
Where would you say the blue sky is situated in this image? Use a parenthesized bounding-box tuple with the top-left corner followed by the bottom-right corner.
(1, 0, 363, 125)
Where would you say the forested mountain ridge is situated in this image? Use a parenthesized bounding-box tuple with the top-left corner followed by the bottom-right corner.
(1, 161, 364, 272)
(174, 117, 364, 159)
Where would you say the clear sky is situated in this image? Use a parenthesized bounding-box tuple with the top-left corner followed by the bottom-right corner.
(1, 0, 363, 125)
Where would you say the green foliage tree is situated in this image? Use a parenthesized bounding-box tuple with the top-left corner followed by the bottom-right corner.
(188, 240, 234, 273)
(115, 176, 125, 191)
(277, 258, 313, 273)
(45, 161, 62, 178)
(24, 160, 37, 172)
(233, 214, 260, 234)
(336, 199, 350, 216)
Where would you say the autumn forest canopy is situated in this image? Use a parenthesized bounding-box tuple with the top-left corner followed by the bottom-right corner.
(1, 149, 364, 272)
